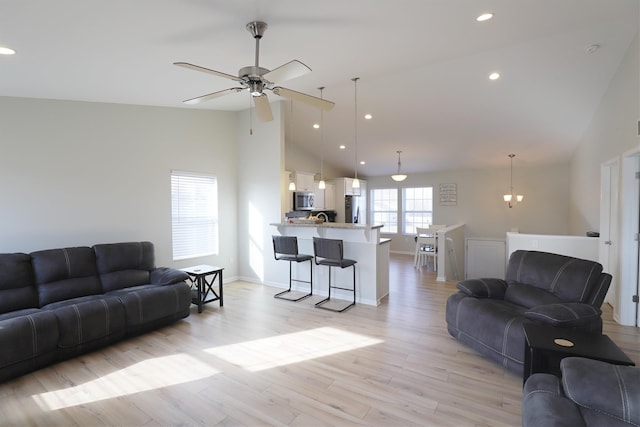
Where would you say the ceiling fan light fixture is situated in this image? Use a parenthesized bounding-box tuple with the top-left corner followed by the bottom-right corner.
(249, 81, 263, 96)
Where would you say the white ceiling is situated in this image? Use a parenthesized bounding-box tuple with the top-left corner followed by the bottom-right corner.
(1, 1, 637, 176)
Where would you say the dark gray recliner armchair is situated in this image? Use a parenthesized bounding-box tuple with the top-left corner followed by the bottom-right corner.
(445, 250, 611, 374)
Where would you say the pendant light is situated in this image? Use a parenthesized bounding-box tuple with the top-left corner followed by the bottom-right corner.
(351, 77, 360, 189)
(503, 153, 523, 208)
(318, 87, 326, 190)
(391, 150, 407, 182)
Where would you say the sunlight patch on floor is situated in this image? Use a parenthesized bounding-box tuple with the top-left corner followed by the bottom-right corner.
(205, 326, 383, 372)
(32, 354, 219, 411)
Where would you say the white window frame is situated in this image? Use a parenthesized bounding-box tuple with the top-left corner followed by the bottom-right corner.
(370, 188, 398, 234)
(402, 186, 433, 234)
(171, 170, 219, 260)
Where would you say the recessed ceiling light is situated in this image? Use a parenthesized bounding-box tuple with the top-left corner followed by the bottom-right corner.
(339, 145, 346, 150)
(0, 46, 16, 55)
(477, 13, 493, 22)
(360, 161, 366, 165)
(489, 72, 500, 80)
(313, 123, 320, 129)
(364, 114, 372, 120)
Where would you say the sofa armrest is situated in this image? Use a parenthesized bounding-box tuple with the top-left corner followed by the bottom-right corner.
(522, 373, 585, 427)
(524, 303, 602, 327)
(561, 357, 640, 426)
(456, 278, 507, 299)
(150, 267, 189, 286)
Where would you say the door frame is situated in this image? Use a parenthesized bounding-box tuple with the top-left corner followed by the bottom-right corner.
(619, 148, 640, 326)
(599, 157, 619, 311)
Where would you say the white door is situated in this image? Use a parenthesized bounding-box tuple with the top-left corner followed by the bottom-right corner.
(599, 158, 619, 307)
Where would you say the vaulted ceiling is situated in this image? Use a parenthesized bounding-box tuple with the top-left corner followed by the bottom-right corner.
(1, 1, 637, 176)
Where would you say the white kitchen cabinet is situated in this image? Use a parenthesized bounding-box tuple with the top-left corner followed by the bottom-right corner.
(313, 182, 336, 210)
(333, 177, 363, 196)
(324, 183, 335, 210)
(314, 181, 325, 209)
(294, 172, 315, 192)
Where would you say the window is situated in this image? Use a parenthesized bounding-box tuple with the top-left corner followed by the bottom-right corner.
(370, 188, 398, 233)
(171, 171, 219, 260)
(403, 187, 433, 234)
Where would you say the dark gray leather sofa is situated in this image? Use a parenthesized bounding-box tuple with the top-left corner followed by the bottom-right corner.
(523, 357, 640, 427)
(0, 241, 191, 382)
(445, 250, 611, 374)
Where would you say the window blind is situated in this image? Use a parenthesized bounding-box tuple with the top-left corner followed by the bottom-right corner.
(171, 170, 219, 260)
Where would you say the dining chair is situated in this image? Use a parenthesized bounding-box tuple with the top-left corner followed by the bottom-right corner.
(416, 234, 437, 270)
(414, 227, 437, 269)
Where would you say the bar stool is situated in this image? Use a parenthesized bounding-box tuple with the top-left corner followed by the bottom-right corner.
(312, 237, 357, 312)
(272, 235, 313, 301)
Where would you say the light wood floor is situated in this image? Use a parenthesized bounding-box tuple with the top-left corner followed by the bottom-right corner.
(1, 254, 638, 426)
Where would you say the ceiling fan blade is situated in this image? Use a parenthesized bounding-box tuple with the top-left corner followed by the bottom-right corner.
(183, 87, 244, 105)
(272, 87, 335, 111)
(174, 62, 242, 82)
(253, 94, 273, 122)
(262, 60, 311, 84)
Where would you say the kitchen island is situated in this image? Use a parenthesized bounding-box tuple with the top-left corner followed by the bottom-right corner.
(270, 222, 390, 306)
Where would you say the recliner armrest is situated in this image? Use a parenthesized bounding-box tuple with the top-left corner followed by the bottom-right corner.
(456, 278, 507, 299)
(561, 357, 640, 426)
(524, 302, 602, 327)
(150, 267, 189, 286)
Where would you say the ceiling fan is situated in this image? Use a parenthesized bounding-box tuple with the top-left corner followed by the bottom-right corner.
(174, 21, 335, 122)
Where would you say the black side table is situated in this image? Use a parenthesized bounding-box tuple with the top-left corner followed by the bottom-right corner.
(181, 265, 224, 313)
(523, 322, 635, 385)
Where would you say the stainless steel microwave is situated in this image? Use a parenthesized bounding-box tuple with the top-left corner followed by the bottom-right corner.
(293, 191, 315, 210)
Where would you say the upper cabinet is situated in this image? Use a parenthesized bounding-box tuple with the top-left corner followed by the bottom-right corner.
(334, 177, 363, 196)
(294, 172, 315, 192)
(313, 181, 335, 210)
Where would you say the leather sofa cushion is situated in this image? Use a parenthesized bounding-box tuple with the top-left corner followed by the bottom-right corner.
(31, 247, 102, 306)
(506, 251, 603, 303)
(504, 282, 562, 308)
(107, 282, 191, 330)
(0, 253, 38, 313)
(0, 310, 59, 369)
(44, 295, 126, 349)
(94, 242, 154, 292)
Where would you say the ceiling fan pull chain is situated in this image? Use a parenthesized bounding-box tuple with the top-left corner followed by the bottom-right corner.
(249, 91, 253, 135)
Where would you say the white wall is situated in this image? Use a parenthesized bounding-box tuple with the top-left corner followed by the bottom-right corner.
(568, 32, 639, 324)
(236, 101, 286, 284)
(0, 96, 239, 274)
(366, 162, 569, 254)
(569, 34, 639, 234)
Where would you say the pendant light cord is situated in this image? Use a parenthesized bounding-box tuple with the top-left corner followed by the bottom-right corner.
(319, 87, 324, 182)
(352, 77, 359, 181)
